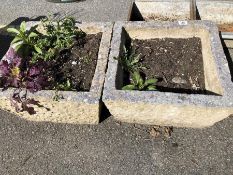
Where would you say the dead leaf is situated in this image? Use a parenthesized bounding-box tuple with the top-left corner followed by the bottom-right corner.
(150, 127, 160, 138)
(164, 126, 173, 138)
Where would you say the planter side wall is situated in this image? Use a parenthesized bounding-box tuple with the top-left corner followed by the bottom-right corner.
(0, 96, 100, 124)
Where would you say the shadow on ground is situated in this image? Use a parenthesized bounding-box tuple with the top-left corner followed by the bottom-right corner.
(221, 38, 233, 82)
(0, 110, 233, 175)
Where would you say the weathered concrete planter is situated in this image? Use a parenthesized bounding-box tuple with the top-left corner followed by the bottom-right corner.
(103, 21, 233, 128)
(196, 1, 233, 25)
(129, 0, 192, 21)
(130, 0, 233, 33)
(197, 0, 233, 34)
(0, 22, 113, 124)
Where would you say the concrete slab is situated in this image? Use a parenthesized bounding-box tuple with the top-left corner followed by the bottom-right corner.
(103, 21, 233, 128)
(0, 22, 113, 124)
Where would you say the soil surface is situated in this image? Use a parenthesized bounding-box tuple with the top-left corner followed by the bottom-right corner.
(145, 15, 189, 22)
(46, 33, 102, 91)
(130, 37, 205, 93)
(218, 24, 233, 32)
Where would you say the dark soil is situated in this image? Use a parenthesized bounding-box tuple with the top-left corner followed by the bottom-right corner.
(46, 33, 102, 91)
(128, 37, 205, 93)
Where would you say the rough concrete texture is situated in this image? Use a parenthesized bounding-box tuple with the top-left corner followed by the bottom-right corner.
(0, 111, 233, 175)
(224, 40, 233, 49)
(103, 21, 233, 128)
(196, 0, 233, 24)
(0, 22, 113, 124)
(0, 0, 132, 25)
(132, 0, 191, 21)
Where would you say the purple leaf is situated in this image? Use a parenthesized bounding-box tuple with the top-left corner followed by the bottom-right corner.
(13, 55, 22, 67)
(11, 77, 20, 87)
(26, 81, 38, 93)
(25, 76, 47, 93)
(6, 47, 16, 59)
(0, 60, 10, 76)
(29, 66, 40, 76)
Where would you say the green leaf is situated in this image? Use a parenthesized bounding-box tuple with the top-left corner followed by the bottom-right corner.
(132, 71, 143, 86)
(144, 78, 157, 86)
(34, 46, 42, 54)
(28, 32, 38, 38)
(122, 84, 136, 90)
(147, 85, 156, 91)
(7, 28, 20, 34)
(14, 43, 22, 51)
(67, 79, 71, 87)
(20, 21, 26, 32)
(123, 46, 127, 54)
(11, 36, 22, 44)
(131, 53, 140, 64)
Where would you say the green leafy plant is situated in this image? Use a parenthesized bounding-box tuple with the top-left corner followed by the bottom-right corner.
(56, 79, 72, 91)
(7, 21, 41, 57)
(52, 79, 72, 101)
(114, 46, 144, 73)
(122, 71, 157, 91)
(116, 46, 157, 91)
(32, 16, 86, 62)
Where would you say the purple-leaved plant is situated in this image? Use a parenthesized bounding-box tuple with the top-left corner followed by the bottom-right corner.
(0, 47, 22, 88)
(0, 47, 47, 114)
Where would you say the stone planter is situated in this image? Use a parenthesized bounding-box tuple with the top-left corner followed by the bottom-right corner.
(129, 0, 191, 21)
(196, 0, 233, 33)
(103, 21, 233, 128)
(196, 1, 233, 25)
(0, 22, 113, 124)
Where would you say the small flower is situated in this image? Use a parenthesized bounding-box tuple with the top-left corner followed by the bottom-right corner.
(11, 67, 20, 77)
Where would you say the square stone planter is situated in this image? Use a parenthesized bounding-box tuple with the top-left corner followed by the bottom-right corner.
(196, 0, 233, 25)
(0, 22, 113, 124)
(129, 0, 191, 21)
(103, 21, 233, 128)
(196, 0, 233, 33)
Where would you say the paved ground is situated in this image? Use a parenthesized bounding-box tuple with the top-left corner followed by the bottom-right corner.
(0, 0, 132, 24)
(0, 0, 233, 174)
(0, 111, 233, 175)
